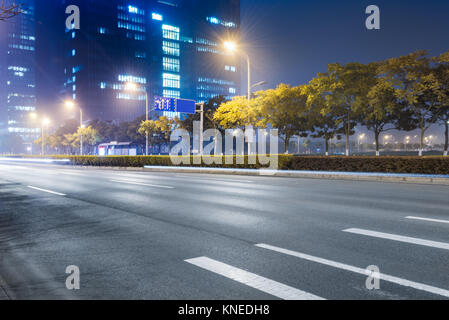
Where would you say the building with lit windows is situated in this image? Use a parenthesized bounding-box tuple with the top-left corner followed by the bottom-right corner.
(0, 0, 39, 141)
(56, 0, 240, 122)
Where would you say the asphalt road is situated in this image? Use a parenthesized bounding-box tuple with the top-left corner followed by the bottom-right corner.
(0, 161, 449, 300)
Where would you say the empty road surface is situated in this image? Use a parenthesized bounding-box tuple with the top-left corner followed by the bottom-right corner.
(0, 161, 448, 300)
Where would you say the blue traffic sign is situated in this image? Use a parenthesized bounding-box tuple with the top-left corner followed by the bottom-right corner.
(153, 97, 196, 114)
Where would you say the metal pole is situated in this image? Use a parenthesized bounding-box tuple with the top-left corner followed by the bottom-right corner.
(246, 53, 252, 155)
(200, 103, 204, 155)
(41, 124, 44, 156)
(145, 91, 149, 156)
(80, 108, 83, 156)
(246, 54, 251, 102)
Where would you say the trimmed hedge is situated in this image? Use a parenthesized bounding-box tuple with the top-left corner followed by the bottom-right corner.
(285, 156, 449, 175)
(9, 155, 292, 169)
(4, 155, 449, 174)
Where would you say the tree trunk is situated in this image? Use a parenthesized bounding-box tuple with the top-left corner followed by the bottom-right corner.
(419, 127, 425, 157)
(444, 119, 448, 156)
(345, 112, 350, 156)
(375, 131, 380, 157)
(285, 135, 290, 154)
(325, 138, 329, 156)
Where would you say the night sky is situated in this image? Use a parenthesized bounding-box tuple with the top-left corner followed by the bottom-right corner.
(240, 0, 449, 140)
(241, 0, 449, 87)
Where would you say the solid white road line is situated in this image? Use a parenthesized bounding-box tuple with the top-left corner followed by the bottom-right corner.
(256, 243, 449, 298)
(343, 228, 449, 251)
(185, 256, 324, 300)
(406, 216, 449, 225)
(110, 179, 174, 189)
(27, 186, 66, 196)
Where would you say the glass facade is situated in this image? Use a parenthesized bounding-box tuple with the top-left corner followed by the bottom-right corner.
(55, 0, 240, 122)
(0, 0, 38, 141)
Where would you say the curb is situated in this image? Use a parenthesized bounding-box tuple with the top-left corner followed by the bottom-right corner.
(137, 166, 449, 186)
(3, 160, 449, 185)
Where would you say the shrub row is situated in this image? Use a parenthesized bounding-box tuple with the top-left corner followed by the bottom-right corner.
(5, 155, 449, 174)
(285, 156, 449, 175)
(12, 155, 292, 169)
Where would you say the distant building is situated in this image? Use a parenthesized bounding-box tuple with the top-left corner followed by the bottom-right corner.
(0, 0, 39, 141)
(52, 0, 240, 122)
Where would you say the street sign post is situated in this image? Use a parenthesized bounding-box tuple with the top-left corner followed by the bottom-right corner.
(153, 97, 196, 114)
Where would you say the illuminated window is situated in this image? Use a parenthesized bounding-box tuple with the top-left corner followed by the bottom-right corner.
(118, 74, 146, 84)
(163, 73, 180, 89)
(162, 24, 180, 41)
(162, 41, 180, 56)
(163, 90, 180, 99)
(163, 57, 180, 72)
(208, 17, 219, 24)
(206, 17, 237, 28)
(128, 5, 138, 13)
(152, 13, 163, 21)
(72, 66, 81, 73)
(135, 51, 146, 58)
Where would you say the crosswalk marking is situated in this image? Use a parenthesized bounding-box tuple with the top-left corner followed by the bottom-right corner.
(256, 243, 449, 298)
(406, 216, 449, 225)
(185, 256, 324, 300)
(343, 228, 449, 251)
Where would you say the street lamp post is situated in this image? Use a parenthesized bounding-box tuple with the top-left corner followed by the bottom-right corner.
(358, 134, 365, 153)
(65, 101, 83, 155)
(224, 42, 264, 155)
(125, 83, 149, 156)
(41, 118, 50, 156)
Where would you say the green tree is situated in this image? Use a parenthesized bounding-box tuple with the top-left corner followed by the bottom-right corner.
(363, 75, 403, 156)
(138, 116, 176, 153)
(215, 85, 309, 153)
(433, 50, 449, 155)
(382, 51, 443, 156)
(214, 95, 256, 129)
(177, 96, 227, 132)
(306, 63, 372, 156)
(71, 126, 101, 154)
(302, 83, 343, 156)
(254, 84, 309, 153)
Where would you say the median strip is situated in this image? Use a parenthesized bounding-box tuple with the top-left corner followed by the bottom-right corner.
(343, 228, 449, 250)
(256, 243, 449, 298)
(185, 256, 324, 300)
(27, 186, 66, 196)
(109, 179, 174, 189)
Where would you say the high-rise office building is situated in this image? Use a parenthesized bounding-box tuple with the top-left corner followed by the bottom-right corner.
(57, 0, 240, 122)
(0, 0, 39, 141)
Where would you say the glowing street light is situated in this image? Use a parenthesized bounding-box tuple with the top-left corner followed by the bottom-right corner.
(65, 100, 84, 155)
(224, 40, 257, 154)
(125, 82, 149, 156)
(358, 134, 366, 153)
(224, 41, 237, 53)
